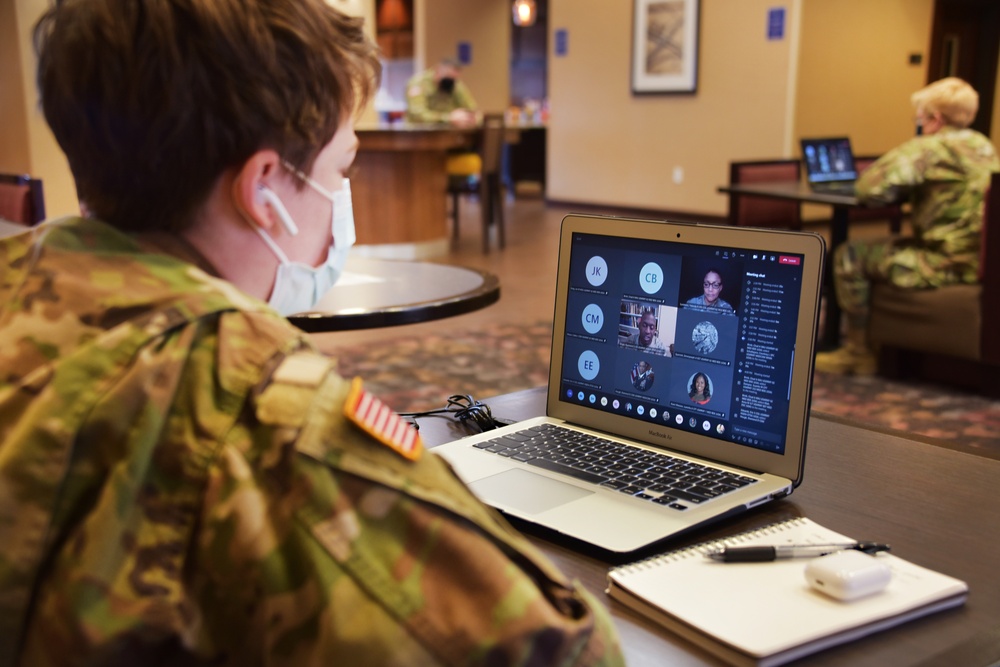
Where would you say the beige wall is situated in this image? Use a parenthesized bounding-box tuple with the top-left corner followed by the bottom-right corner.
(793, 0, 933, 156)
(3, 0, 79, 218)
(348, 0, 379, 125)
(547, 0, 798, 215)
(542, 0, 993, 217)
(0, 0, 30, 174)
(416, 0, 510, 114)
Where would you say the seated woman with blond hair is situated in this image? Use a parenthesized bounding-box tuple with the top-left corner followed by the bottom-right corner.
(816, 77, 1000, 375)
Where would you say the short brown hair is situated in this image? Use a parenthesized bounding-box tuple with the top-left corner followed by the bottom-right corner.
(34, 0, 381, 232)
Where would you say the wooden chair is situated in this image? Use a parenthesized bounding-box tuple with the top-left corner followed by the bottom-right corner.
(727, 160, 802, 230)
(849, 155, 905, 234)
(0, 173, 45, 226)
(869, 171, 1000, 395)
(448, 113, 506, 252)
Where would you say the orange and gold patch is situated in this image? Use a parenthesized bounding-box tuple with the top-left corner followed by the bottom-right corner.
(343, 378, 423, 461)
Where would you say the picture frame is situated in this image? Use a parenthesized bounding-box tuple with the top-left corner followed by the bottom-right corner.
(631, 0, 700, 94)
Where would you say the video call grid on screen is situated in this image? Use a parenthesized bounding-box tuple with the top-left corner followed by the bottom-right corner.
(559, 232, 806, 455)
(802, 138, 856, 182)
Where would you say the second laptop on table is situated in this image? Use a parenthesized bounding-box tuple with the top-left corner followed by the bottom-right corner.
(800, 136, 859, 195)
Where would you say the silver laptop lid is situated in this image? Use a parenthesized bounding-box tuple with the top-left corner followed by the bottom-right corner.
(546, 214, 825, 484)
(800, 137, 858, 183)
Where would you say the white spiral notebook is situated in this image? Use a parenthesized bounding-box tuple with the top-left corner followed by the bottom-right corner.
(606, 517, 968, 666)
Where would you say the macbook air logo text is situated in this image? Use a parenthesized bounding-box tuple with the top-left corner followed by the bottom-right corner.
(648, 429, 672, 441)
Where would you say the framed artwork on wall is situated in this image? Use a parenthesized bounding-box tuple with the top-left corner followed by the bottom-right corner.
(631, 0, 700, 94)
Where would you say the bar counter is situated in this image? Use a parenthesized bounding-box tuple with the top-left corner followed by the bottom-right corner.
(352, 123, 475, 258)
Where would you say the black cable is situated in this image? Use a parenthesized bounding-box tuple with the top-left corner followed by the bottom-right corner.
(398, 394, 500, 433)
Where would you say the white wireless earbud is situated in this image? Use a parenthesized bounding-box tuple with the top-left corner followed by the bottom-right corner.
(256, 185, 299, 236)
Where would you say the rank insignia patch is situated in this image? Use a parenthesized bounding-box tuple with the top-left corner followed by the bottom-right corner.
(344, 378, 423, 461)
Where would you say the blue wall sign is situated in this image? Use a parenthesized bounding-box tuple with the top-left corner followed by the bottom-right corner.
(457, 41, 472, 65)
(555, 29, 568, 57)
(767, 8, 785, 40)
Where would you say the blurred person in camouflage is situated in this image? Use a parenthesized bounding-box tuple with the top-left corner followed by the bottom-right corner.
(406, 59, 482, 178)
(406, 59, 479, 127)
(815, 77, 1000, 375)
(0, 0, 623, 665)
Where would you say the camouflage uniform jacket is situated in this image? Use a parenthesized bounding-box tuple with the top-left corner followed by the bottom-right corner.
(683, 295, 735, 315)
(406, 68, 478, 124)
(0, 218, 623, 666)
(855, 127, 1000, 280)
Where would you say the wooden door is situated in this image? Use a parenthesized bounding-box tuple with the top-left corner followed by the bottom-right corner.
(926, 0, 1000, 136)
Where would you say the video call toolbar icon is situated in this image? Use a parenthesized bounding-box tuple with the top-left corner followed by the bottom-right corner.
(563, 386, 731, 442)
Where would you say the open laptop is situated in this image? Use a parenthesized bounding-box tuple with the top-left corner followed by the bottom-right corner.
(800, 137, 858, 195)
(434, 213, 826, 553)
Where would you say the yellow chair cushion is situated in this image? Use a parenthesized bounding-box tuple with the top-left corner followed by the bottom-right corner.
(446, 152, 482, 177)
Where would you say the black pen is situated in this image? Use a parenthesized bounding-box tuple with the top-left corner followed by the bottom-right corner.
(705, 542, 890, 563)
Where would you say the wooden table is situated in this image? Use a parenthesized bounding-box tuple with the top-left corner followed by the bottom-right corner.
(353, 124, 477, 258)
(718, 180, 864, 347)
(288, 256, 499, 332)
(417, 387, 1000, 667)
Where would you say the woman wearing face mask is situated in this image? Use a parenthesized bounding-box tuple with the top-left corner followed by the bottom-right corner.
(252, 165, 355, 315)
(0, 0, 625, 664)
(405, 59, 479, 127)
(405, 59, 482, 179)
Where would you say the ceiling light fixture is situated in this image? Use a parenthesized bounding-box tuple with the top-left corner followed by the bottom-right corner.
(512, 0, 537, 27)
(377, 0, 411, 30)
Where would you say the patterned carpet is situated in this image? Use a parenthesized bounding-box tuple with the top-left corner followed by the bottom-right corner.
(329, 321, 1000, 460)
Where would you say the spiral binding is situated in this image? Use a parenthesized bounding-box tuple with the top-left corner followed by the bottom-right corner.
(611, 517, 809, 574)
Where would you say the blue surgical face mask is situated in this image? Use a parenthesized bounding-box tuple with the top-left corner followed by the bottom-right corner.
(256, 174, 355, 316)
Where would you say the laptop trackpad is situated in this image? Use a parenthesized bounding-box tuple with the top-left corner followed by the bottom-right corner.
(469, 468, 592, 515)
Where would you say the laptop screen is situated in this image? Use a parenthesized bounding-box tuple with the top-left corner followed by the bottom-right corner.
(801, 137, 857, 183)
(557, 228, 810, 457)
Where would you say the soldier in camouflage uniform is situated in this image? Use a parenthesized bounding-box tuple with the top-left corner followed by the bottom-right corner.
(0, 1, 624, 665)
(406, 60, 482, 176)
(815, 77, 1000, 375)
(406, 60, 479, 126)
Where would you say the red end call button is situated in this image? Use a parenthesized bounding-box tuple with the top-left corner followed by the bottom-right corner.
(779, 255, 801, 265)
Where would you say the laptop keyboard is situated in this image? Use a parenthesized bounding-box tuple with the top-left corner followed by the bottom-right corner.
(473, 423, 758, 511)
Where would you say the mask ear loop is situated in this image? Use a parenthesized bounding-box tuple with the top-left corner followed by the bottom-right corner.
(280, 161, 356, 251)
(256, 184, 299, 236)
(282, 160, 339, 200)
(252, 185, 294, 266)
